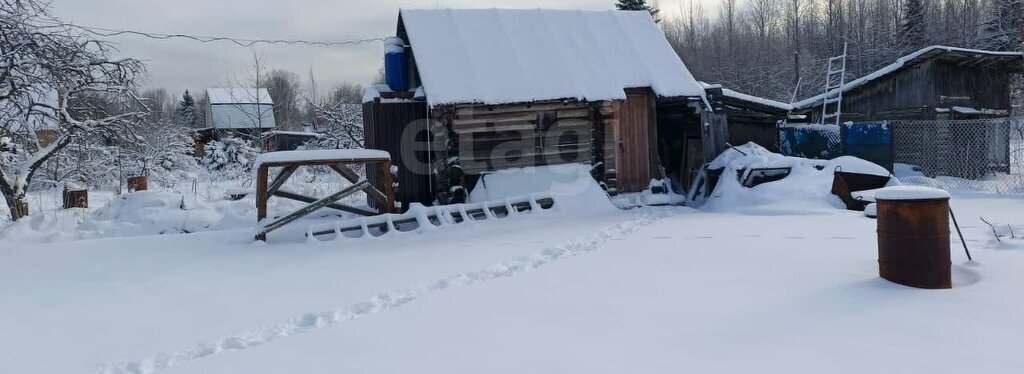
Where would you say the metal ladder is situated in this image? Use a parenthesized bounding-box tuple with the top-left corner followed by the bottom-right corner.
(820, 43, 848, 126)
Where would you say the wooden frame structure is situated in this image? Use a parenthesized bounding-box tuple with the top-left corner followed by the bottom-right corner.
(255, 155, 395, 240)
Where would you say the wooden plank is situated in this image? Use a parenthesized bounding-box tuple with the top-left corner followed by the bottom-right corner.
(272, 189, 379, 216)
(259, 181, 370, 237)
(455, 101, 586, 116)
(459, 148, 592, 162)
(453, 113, 536, 124)
(452, 123, 536, 134)
(329, 163, 388, 207)
(381, 160, 395, 213)
(556, 108, 592, 119)
(266, 165, 298, 197)
(255, 165, 270, 240)
(461, 156, 593, 174)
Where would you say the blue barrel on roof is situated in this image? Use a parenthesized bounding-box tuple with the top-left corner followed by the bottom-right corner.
(384, 37, 408, 92)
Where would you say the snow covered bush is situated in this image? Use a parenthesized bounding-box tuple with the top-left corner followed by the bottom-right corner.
(124, 121, 198, 187)
(202, 137, 257, 179)
(305, 103, 363, 150)
(26, 121, 197, 191)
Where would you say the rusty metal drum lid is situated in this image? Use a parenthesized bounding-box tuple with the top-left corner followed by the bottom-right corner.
(875, 186, 950, 201)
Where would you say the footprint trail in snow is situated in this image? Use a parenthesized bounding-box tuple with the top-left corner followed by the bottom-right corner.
(95, 208, 678, 374)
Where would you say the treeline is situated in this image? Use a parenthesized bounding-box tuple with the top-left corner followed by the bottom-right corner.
(658, 0, 1024, 101)
(139, 72, 373, 131)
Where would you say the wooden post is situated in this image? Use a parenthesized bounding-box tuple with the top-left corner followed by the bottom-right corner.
(255, 165, 270, 241)
(127, 176, 148, 192)
(382, 160, 395, 213)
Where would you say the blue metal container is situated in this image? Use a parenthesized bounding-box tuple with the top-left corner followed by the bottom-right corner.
(385, 41, 408, 92)
(841, 122, 893, 171)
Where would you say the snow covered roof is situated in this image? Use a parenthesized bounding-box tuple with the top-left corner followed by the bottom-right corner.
(398, 9, 705, 106)
(701, 82, 793, 112)
(207, 88, 274, 105)
(793, 46, 1024, 110)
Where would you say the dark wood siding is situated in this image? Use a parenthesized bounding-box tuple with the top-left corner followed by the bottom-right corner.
(930, 62, 1011, 110)
(655, 98, 701, 188)
(444, 101, 597, 175)
(839, 61, 937, 121)
(363, 99, 433, 210)
(802, 56, 1020, 122)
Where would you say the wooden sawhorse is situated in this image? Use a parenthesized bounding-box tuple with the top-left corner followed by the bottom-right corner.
(255, 151, 395, 240)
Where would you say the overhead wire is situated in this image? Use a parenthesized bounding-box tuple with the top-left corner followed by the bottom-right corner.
(58, 23, 389, 48)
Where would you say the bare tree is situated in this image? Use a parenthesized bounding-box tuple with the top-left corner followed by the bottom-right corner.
(227, 49, 275, 151)
(138, 88, 174, 123)
(0, 0, 146, 220)
(786, 0, 806, 52)
(329, 83, 365, 104)
(750, 0, 779, 44)
(265, 69, 302, 128)
(658, 0, 1018, 104)
(721, 0, 738, 55)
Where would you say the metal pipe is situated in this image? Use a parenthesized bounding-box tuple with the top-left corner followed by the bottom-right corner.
(949, 207, 973, 261)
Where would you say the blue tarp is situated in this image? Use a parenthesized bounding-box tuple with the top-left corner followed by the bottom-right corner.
(779, 125, 842, 160)
(779, 122, 892, 170)
(841, 122, 892, 170)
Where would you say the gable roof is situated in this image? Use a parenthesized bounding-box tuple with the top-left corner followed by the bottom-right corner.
(399, 8, 705, 107)
(207, 88, 274, 105)
(793, 46, 1024, 110)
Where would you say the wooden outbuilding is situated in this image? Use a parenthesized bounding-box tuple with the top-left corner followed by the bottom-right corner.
(365, 9, 711, 206)
(701, 83, 791, 152)
(793, 46, 1024, 121)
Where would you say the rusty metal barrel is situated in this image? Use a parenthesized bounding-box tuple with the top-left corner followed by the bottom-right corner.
(875, 186, 952, 289)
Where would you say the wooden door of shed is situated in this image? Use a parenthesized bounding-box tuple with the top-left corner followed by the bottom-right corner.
(612, 89, 656, 193)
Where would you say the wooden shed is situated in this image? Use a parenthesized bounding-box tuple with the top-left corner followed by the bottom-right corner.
(701, 83, 791, 152)
(366, 9, 709, 204)
(794, 46, 1024, 121)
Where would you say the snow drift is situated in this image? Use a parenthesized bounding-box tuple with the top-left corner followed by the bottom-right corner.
(468, 163, 616, 215)
(700, 143, 896, 214)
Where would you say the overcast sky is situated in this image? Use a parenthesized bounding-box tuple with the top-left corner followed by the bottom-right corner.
(51, 0, 705, 97)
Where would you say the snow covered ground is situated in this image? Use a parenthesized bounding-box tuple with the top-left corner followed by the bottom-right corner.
(2, 162, 1024, 374)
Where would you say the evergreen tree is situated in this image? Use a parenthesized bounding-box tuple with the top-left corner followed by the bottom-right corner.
(900, 0, 927, 53)
(615, 0, 660, 22)
(176, 90, 199, 128)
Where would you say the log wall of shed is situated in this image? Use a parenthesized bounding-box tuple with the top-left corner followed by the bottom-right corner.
(430, 95, 664, 197)
(444, 101, 599, 176)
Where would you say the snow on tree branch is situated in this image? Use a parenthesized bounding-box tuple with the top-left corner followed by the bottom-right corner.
(0, 0, 147, 220)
